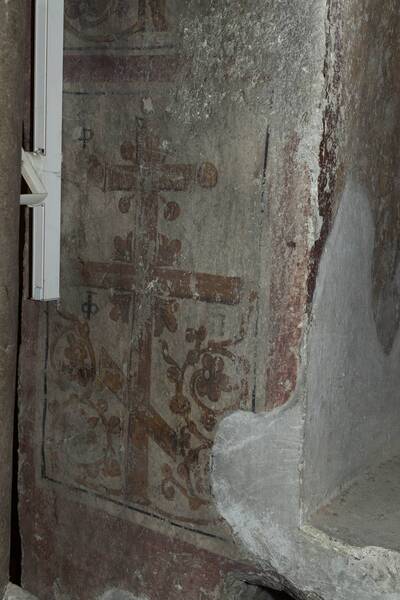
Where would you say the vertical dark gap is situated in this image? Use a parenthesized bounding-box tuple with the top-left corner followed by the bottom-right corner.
(9, 206, 27, 585)
(10, 0, 34, 584)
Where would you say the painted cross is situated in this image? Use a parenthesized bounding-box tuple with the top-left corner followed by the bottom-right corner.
(78, 118, 243, 509)
(87, 117, 218, 198)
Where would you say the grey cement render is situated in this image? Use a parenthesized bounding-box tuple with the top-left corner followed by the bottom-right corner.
(4, 585, 38, 600)
(212, 183, 400, 600)
(98, 591, 150, 600)
(303, 181, 400, 517)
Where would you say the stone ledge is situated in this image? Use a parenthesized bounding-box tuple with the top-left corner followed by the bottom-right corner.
(212, 403, 400, 600)
(311, 455, 400, 552)
(4, 584, 38, 600)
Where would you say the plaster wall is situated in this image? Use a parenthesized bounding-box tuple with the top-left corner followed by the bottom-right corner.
(303, 179, 400, 515)
(19, 0, 400, 598)
(18, 1, 325, 598)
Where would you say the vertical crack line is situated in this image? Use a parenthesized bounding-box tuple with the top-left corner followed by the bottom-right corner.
(260, 127, 270, 215)
(252, 127, 270, 412)
(9, 204, 27, 586)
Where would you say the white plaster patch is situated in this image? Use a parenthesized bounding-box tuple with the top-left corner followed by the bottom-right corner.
(98, 590, 150, 600)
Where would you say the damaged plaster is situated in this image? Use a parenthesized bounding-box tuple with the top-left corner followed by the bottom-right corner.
(212, 182, 400, 600)
(17, 0, 400, 598)
(212, 0, 400, 598)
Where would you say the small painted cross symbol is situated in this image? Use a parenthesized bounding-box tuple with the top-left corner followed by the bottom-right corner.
(81, 290, 99, 320)
(78, 127, 93, 150)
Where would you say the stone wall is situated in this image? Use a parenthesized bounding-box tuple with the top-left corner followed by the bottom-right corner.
(20, 0, 400, 598)
(0, 0, 25, 593)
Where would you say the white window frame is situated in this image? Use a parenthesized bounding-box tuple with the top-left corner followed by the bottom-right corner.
(21, 0, 64, 301)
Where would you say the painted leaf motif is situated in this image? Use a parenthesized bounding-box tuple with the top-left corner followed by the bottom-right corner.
(107, 416, 121, 434)
(167, 366, 181, 383)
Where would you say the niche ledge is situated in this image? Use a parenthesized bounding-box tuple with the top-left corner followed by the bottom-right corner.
(212, 407, 400, 600)
(211, 184, 400, 600)
(310, 455, 400, 553)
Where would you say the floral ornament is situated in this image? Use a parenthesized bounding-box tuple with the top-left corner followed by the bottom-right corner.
(176, 427, 191, 456)
(113, 232, 133, 262)
(51, 315, 96, 391)
(200, 410, 217, 432)
(169, 391, 190, 416)
(157, 234, 182, 267)
(62, 332, 95, 386)
(66, 0, 114, 21)
(193, 354, 231, 403)
(185, 325, 206, 344)
(158, 320, 249, 513)
(154, 299, 178, 338)
(64, 0, 166, 44)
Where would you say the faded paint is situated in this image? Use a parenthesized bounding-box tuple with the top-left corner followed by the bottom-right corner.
(265, 135, 312, 410)
(20, 0, 266, 598)
(20, 0, 400, 598)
